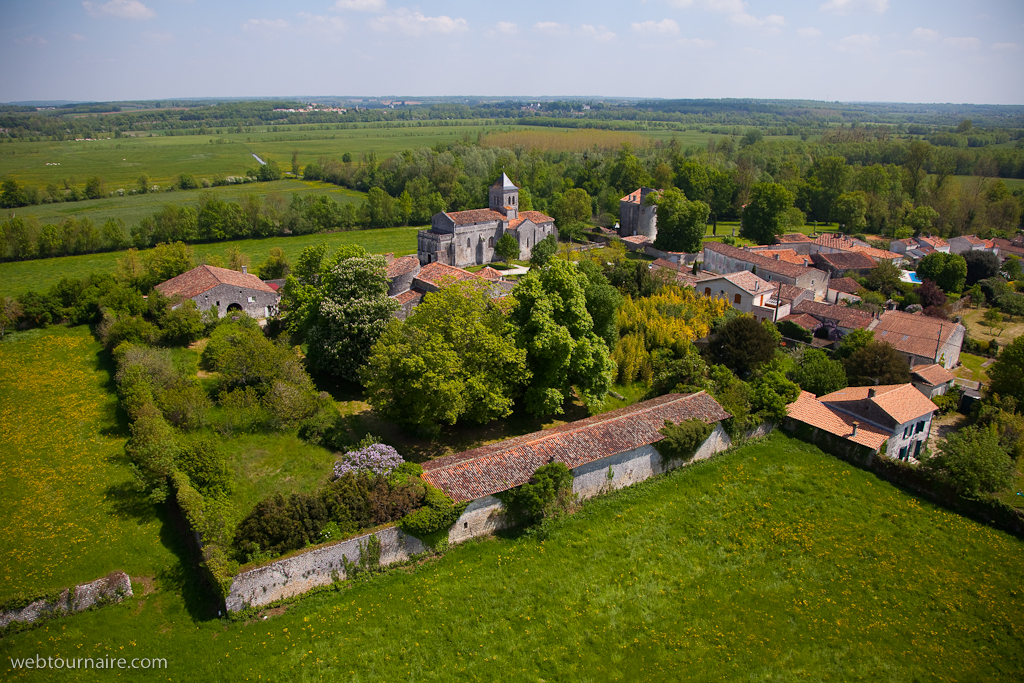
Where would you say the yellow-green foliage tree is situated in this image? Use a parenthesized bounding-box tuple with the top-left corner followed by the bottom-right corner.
(612, 287, 729, 384)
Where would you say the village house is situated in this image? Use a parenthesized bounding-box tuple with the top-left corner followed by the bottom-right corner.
(747, 246, 814, 267)
(948, 234, 994, 255)
(417, 174, 556, 267)
(910, 364, 957, 399)
(773, 233, 814, 255)
(826, 276, 863, 304)
(155, 264, 279, 318)
(810, 233, 903, 266)
(702, 241, 830, 300)
(698, 271, 777, 321)
(386, 258, 511, 320)
(790, 299, 875, 339)
(867, 309, 965, 369)
(618, 187, 658, 241)
(810, 250, 878, 278)
(786, 383, 938, 462)
(421, 392, 731, 545)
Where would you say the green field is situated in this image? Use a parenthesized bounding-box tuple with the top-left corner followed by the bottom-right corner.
(0, 326, 180, 602)
(7, 179, 365, 229)
(2, 431, 1022, 681)
(0, 226, 422, 296)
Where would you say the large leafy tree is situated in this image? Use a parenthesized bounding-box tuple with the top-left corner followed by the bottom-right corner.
(807, 156, 850, 224)
(989, 336, 1024, 405)
(741, 183, 794, 245)
(283, 243, 397, 380)
(494, 232, 520, 263)
(926, 425, 1014, 498)
(709, 315, 777, 376)
(651, 188, 711, 253)
(575, 259, 623, 350)
(843, 340, 911, 386)
(866, 261, 902, 296)
(916, 252, 967, 294)
(361, 281, 528, 433)
(791, 348, 847, 396)
(963, 250, 1000, 286)
(510, 259, 616, 416)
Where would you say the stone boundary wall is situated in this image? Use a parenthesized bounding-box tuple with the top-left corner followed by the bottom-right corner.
(0, 572, 133, 629)
(225, 526, 427, 613)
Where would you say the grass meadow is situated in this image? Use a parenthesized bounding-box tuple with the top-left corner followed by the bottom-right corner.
(2, 431, 1022, 681)
(0, 226, 422, 296)
(0, 325, 181, 602)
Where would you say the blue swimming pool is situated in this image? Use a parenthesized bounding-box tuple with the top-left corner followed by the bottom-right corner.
(906, 271, 922, 283)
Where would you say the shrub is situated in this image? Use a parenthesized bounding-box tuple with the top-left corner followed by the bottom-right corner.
(334, 443, 405, 479)
(318, 472, 375, 534)
(498, 462, 575, 526)
(925, 424, 1014, 498)
(262, 379, 321, 430)
(931, 393, 960, 415)
(750, 369, 801, 422)
(176, 436, 233, 498)
(125, 403, 179, 502)
(234, 492, 329, 559)
(158, 382, 211, 430)
(654, 419, 713, 463)
(398, 485, 467, 542)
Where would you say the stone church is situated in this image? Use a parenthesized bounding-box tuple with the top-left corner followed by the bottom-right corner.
(417, 174, 557, 267)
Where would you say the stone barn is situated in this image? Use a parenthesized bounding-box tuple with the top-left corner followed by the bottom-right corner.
(155, 265, 280, 319)
(421, 392, 732, 545)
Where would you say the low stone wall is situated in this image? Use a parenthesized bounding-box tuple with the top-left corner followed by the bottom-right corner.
(225, 526, 427, 613)
(0, 572, 133, 630)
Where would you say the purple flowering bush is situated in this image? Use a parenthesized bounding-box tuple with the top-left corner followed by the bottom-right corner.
(334, 443, 404, 479)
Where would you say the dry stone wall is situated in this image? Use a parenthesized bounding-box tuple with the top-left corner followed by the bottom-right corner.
(225, 526, 426, 613)
(0, 572, 133, 629)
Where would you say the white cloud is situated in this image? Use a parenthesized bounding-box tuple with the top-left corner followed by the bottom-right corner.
(837, 33, 879, 51)
(71, 33, 86, 41)
(820, 0, 888, 14)
(15, 35, 49, 46)
(910, 28, 938, 41)
(679, 37, 716, 48)
(580, 24, 616, 42)
(297, 13, 346, 33)
(992, 42, 1021, 51)
(944, 36, 981, 50)
(534, 21, 568, 33)
(242, 18, 290, 32)
(495, 21, 518, 35)
(798, 27, 822, 37)
(82, 0, 155, 20)
(334, 0, 385, 10)
(632, 19, 679, 34)
(371, 9, 467, 36)
(664, 1, 783, 31)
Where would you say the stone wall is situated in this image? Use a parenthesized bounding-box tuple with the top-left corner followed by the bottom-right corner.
(0, 572, 133, 630)
(225, 526, 427, 612)
(194, 283, 279, 319)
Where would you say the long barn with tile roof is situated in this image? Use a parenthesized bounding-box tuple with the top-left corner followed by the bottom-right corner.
(417, 173, 557, 268)
(155, 264, 279, 319)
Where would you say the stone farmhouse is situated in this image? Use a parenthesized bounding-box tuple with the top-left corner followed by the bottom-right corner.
(867, 310, 965, 369)
(787, 300, 875, 340)
(386, 255, 512, 320)
(422, 391, 731, 545)
(618, 187, 659, 241)
(786, 383, 938, 462)
(698, 271, 777, 320)
(948, 234, 1000, 257)
(910, 364, 956, 399)
(155, 265, 279, 318)
(416, 174, 556, 268)
(702, 241, 830, 300)
(826, 277, 863, 304)
(810, 250, 878, 278)
(809, 233, 904, 266)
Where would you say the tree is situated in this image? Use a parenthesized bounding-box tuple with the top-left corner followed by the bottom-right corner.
(749, 369, 801, 421)
(160, 299, 205, 345)
(843, 341, 911, 386)
(0, 296, 23, 338)
(575, 259, 623, 350)
(530, 234, 558, 267)
(866, 261, 902, 296)
(968, 283, 984, 308)
(84, 176, 105, 200)
(741, 183, 794, 245)
(651, 188, 711, 254)
(258, 247, 291, 279)
(903, 205, 939, 235)
(999, 293, 1024, 321)
(494, 232, 520, 264)
(809, 156, 850, 223)
(925, 425, 1014, 498)
(916, 279, 948, 309)
(226, 245, 250, 272)
(553, 188, 592, 226)
(917, 252, 967, 294)
(362, 281, 528, 433)
(608, 145, 650, 195)
(709, 315, 777, 376)
(963, 250, 1000, 286)
(285, 245, 398, 380)
(791, 348, 847, 396)
(902, 141, 931, 202)
(833, 191, 868, 232)
(1004, 256, 1023, 282)
(509, 259, 616, 415)
(143, 242, 195, 289)
(989, 336, 1024, 405)
(137, 174, 150, 194)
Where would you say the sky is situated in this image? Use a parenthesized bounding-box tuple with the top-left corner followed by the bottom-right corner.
(1, 0, 1022, 105)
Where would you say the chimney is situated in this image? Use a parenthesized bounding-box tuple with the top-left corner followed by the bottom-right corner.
(241, 265, 247, 274)
(851, 421, 859, 437)
(868, 388, 877, 398)
(774, 253, 780, 260)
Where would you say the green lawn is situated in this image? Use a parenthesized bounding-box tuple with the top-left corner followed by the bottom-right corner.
(0, 226, 422, 296)
(8, 178, 365, 229)
(0, 325, 180, 602)
(2, 432, 1022, 681)
(954, 352, 992, 384)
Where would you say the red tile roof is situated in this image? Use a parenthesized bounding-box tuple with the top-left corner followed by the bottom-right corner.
(829, 277, 863, 295)
(779, 313, 821, 331)
(414, 262, 483, 287)
(622, 235, 651, 245)
(386, 255, 420, 278)
(446, 208, 506, 225)
(793, 300, 874, 330)
(518, 210, 554, 225)
(706, 270, 773, 295)
(755, 249, 811, 266)
(421, 392, 730, 502)
(851, 245, 903, 261)
(813, 250, 877, 271)
(651, 258, 683, 272)
(155, 265, 276, 300)
(703, 241, 827, 280)
(918, 235, 949, 249)
(476, 266, 504, 281)
(621, 189, 642, 204)
(787, 391, 890, 451)
(911, 364, 956, 387)
(818, 384, 938, 425)
(871, 310, 963, 360)
(393, 288, 425, 305)
(959, 235, 985, 246)
(813, 233, 866, 251)
(776, 233, 813, 243)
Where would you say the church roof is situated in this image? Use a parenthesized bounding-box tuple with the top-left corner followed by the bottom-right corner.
(493, 172, 518, 190)
(446, 209, 506, 225)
